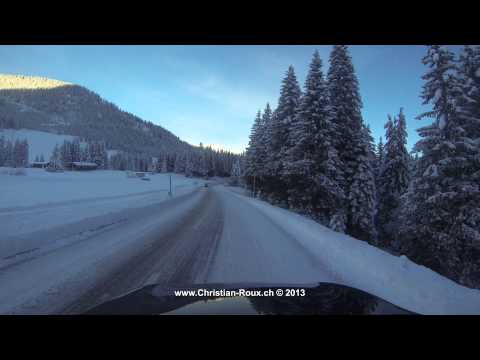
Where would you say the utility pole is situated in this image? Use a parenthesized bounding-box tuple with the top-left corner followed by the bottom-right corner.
(169, 174, 172, 197)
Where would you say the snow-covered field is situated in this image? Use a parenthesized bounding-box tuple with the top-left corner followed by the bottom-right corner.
(0, 128, 76, 161)
(0, 168, 204, 260)
(226, 190, 480, 315)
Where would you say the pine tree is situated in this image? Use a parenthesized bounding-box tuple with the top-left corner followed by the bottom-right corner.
(364, 124, 377, 164)
(265, 66, 302, 204)
(185, 151, 193, 177)
(81, 144, 91, 162)
(51, 143, 61, 168)
(245, 110, 263, 187)
(256, 103, 272, 197)
(61, 140, 73, 168)
(23, 140, 29, 166)
(4, 139, 14, 167)
(0, 136, 5, 167)
(12, 139, 20, 168)
(377, 109, 410, 250)
(405, 45, 480, 287)
(161, 155, 168, 173)
(231, 158, 241, 177)
(327, 45, 377, 242)
(12, 139, 25, 168)
(11, 139, 29, 168)
(456, 45, 480, 141)
(71, 138, 81, 163)
(284, 50, 346, 230)
(245, 103, 273, 196)
(102, 142, 109, 169)
(375, 137, 385, 184)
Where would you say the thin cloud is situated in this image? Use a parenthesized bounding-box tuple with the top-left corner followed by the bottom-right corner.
(184, 74, 275, 116)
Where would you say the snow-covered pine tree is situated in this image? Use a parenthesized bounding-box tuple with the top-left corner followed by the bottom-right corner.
(255, 103, 272, 197)
(71, 138, 81, 163)
(81, 144, 90, 162)
(60, 140, 73, 169)
(87, 140, 108, 168)
(456, 45, 480, 142)
(102, 143, 109, 169)
(327, 45, 377, 243)
(12, 139, 21, 168)
(245, 110, 263, 190)
(266, 66, 302, 205)
(50, 143, 61, 168)
(161, 155, 168, 173)
(0, 136, 5, 166)
(374, 136, 385, 185)
(185, 151, 193, 177)
(180, 151, 188, 174)
(173, 153, 181, 173)
(405, 45, 480, 287)
(365, 124, 377, 164)
(24, 140, 29, 166)
(376, 115, 395, 242)
(231, 158, 241, 177)
(34, 155, 39, 162)
(12, 139, 28, 168)
(376, 109, 410, 250)
(4, 139, 14, 167)
(283, 50, 346, 230)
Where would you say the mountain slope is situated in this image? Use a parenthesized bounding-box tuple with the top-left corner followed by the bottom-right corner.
(0, 74, 192, 156)
(0, 128, 77, 162)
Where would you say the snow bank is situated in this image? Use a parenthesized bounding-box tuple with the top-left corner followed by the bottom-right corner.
(233, 192, 480, 315)
(0, 128, 76, 161)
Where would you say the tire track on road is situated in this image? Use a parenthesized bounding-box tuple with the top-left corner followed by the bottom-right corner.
(61, 188, 224, 314)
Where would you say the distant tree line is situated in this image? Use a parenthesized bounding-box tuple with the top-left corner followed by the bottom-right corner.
(0, 134, 243, 179)
(109, 142, 243, 177)
(0, 136, 29, 168)
(244, 45, 480, 288)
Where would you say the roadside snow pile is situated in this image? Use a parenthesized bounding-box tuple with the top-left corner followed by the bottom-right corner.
(0, 128, 76, 161)
(237, 193, 480, 315)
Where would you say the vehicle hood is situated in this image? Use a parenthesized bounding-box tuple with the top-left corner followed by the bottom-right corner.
(84, 282, 414, 315)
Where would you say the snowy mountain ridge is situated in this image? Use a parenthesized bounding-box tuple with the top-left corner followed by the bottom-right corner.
(0, 74, 193, 157)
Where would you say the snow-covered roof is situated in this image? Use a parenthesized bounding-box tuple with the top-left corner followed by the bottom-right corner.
(72, 162, 98, 167)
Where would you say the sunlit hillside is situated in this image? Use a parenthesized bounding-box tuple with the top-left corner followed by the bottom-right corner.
(0, 74, 71, 90)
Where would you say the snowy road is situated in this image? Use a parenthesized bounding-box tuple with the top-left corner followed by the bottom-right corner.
(208, 186, 333, 284)
(0, 185, 332, 314)
(2, 183, 480, 315)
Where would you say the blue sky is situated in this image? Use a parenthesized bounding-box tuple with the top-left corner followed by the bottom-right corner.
(0, 45, 462, 153)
